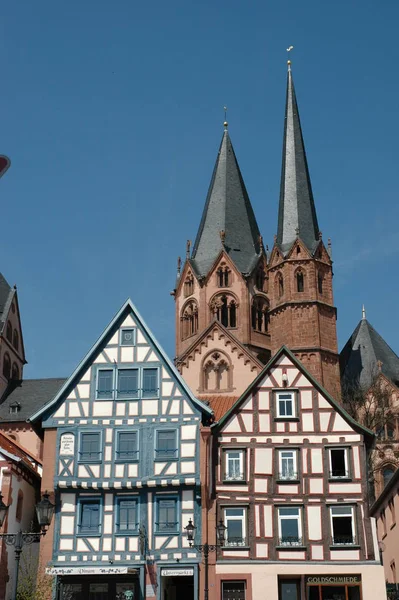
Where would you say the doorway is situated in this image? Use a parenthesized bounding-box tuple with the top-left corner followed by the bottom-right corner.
(161, 575, 194, 600)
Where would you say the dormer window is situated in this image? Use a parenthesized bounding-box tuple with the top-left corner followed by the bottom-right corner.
(9, 402, 21, 414)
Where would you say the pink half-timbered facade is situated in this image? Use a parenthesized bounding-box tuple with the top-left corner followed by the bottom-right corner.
(206, 346, 386, 600)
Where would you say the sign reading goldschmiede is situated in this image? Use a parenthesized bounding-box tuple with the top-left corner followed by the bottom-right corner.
(306, 575, 361, 585)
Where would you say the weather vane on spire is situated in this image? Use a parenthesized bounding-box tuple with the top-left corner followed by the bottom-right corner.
(224, 106, 228, 130)
(287, 45, 294, 70)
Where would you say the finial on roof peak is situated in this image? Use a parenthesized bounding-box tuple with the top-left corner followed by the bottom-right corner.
(362, 305, 366, 320)
(224, 106, 228, 130)
(287, 45, 294, 70)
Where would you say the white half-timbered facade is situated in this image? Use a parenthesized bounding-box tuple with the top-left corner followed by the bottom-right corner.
(30, 299, 212, 600)
(210, 346, 386, 600)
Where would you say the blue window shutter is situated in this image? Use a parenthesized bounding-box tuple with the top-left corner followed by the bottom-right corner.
(117, 369, 139, 398)
(97, 369, 113, 398)
(143, 369, 158, 396)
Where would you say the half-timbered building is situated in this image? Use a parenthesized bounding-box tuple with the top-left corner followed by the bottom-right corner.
(30, 299, 213, 600)
(201, 346, 386, 600)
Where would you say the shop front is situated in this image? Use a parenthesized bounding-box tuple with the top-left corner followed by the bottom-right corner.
(305, 575, 361, 600)
(158, 566, 196, 600)
(47, 566, 144, 600)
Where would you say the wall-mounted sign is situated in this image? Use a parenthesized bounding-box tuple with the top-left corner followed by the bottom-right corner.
(46, 566, 139, 575)
(161, 568, 194, 577)
(306, 575, 361, 585)
(60, 433, 75, 456)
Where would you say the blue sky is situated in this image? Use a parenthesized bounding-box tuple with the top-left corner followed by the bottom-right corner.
(1, 0, 398, 378)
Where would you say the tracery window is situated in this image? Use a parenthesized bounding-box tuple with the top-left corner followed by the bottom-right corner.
(203, 351, 232, 392)
(3, 353, 11, 380)
(181, 300, 199, 340)
(251, 296, 269, 333)
(255, 269, 266, 291)
(184, 273, 194, 297)
(211, 294, 237, 328)
(217, 265, 231, 287)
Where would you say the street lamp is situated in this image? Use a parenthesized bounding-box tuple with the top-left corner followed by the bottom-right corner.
(184, 518, 227, 600)
(0, 491, 55, 600)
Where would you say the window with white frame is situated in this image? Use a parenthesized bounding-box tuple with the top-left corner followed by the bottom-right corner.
(222, 581, 246, 600)
(329, 448, 349, 479)
(223, 507, 247, 547)
(278, 506, 302, 545)
(276, 391, 295, 418)
(224, 449, 245, 481)
(330, 505, 356, 545)
(278, 449, 298, 480)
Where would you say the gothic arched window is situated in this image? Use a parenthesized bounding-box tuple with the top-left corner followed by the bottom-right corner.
(276, 273, 284, 299)
(256, 269, 265, 292)
(3, 353, 11, 380)
(217, 265, 231, 288)
(184, 273, 194, 297)
(383, 466, 395, 487)
(181, 300, 199, 340)
(318, 272, 324, 294)
(202, 351, 232, 392)
(11, 363, 19, 380)
(251, 297, 269, 333)
(13, 330, 19, 352)
(6, 322, 12, 343)
(211, 294, 238, 328)
(296, 271, 304, 293)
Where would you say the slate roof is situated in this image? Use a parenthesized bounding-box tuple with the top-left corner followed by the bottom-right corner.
(191, 128, 262, 277)
(0, 273, 14, 331)
(277, 67, 320, 255)
(340, 317, 399, 390)
(0, 378, 66, 423)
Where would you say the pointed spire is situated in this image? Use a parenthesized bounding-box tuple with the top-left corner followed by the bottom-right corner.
(191, 128, 262, 276)
(277, 64, 320, 254)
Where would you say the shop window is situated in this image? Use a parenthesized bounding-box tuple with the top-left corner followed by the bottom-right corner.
(222, 581, 246, 600)
(12, 329, 19, 351)
(181, 300, 199, 339)
(223, 507, 247, 547)
(78, 499, 101, 535)
(278, 506, 302, 546)
(3, 353, 11, 380)
(275, 391, 296, 419)
(116, 497, 138, 533)
(116, 431, 138, 461)
(278, 579, 300, 600)
(329, 448, 349, 479)
(330, 505, 356, 545)
(278, 449, 298, 481)
(307, 579, 361, 600)
(224, 449, 245, 482)
(142, 368, 159, 397)
(156, 497, 178, 533)
(79, 432, 101, 462)
(155, 430, 177, 459)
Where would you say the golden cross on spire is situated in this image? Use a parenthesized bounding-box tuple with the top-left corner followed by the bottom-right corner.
(224, 106, 228, 129)
(287, 45, 294, 70)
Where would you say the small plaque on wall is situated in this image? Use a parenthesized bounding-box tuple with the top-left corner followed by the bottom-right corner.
(60, 433, 75, 456)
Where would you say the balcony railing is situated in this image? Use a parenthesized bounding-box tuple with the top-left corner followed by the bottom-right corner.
(329, 470, 350, 479)
(279, 536, 303, 546)
(224, 472, 245, 482)
(224, 537, 247, 547)
(278, 472, 298, 481)
(332, 535, 356, 546)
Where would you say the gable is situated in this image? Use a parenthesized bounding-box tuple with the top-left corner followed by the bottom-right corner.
(31, 299, 211, 425)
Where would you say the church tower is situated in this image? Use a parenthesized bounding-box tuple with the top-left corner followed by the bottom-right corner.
(173, 124, 270, 403)
(268, 62, 341, 399)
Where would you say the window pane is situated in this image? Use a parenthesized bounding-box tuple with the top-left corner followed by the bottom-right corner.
(225, 508, 244, 517)
(156, 430, 177, 457)
(116, 583, 137, 600)
(280, 581, 299, 600)
(118, 432, 138, 459)
(61, 584, 83, 600)
(330, 449, 347, 477)
(118, 499, 137, 531)
(97, 370, 113, 398)
(331, 506, 352, 515)
(332, 516, 353, 544)
(222, 581, 246, 600)
(158, 498, 177, 530)
(118, 369, 138, 398)
(279, 507, 299, 517)
(81, 433, 100, 460)
(143, 368, 158, 396)
(80, 501, 100, 532)
(321, 587, 345, 600)
(227, 519, 243, 544)
(89, 583, 108, 600)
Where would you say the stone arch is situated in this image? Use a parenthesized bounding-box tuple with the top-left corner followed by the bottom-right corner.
(180, 299, 199, 340)
(209, 292, 239, 328)
(251, 295, 269, 333)
(201, 350, 233, 392)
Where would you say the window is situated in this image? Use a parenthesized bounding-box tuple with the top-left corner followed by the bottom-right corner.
(225, 450, 245, 481)
(79, 432, 101, 462)
(11, 363, 19, 380)
(120, 329, 135, 346)
(97, 369, 113, 399)
(279, 579, 300, 600)
(383, 467, 395, 487)
(278, 506, 302, 546)
(203, 351, 231, 393)
(3, 353, 10, 380)
(156, 497, 178, 532)
(296, 271, 304, 292)
(251, 297, 269, 333)
(142, 368, 158, 397)
(211, 294, 237, 328)
(78, 499, 101, 534)
(224, 507, 247, 547)
(222, 581, 246, 600)
(116, 497, 138, 532)
(276, 391, 295, 418)
(184, 274, 194, 297)
(217, 266, 230, 287)
(6, 321, 12, 342)
(181, 300, 199, 340)
(9, 402, 20, 414)
(276, 273, 284, 298)
(155, 430, 177, 459)
(278, 449, 298, 481)
(330, 505, 356, 545)
(116, 431, 138, 461)
(117, 369, 139, 399)
(318, 273, 323, 294)
(12, 330, 19, 352)
(329, 448, 349, 479)
(256, 269, 265, 291)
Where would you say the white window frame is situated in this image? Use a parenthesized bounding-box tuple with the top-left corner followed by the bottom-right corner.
(223, 507, 247, 547)
(328, 447, 349, 479)
(225, 449, 245, 481)
(276, 391, 296, 418)
(330, 505, 356, 545)
(277, 506, 302, 545)
(278, 449, 298, 480)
